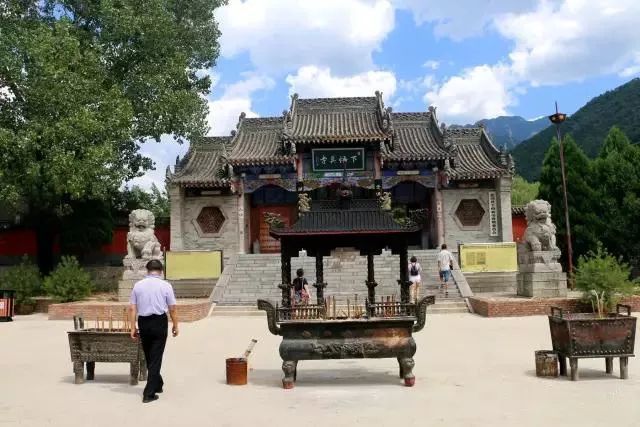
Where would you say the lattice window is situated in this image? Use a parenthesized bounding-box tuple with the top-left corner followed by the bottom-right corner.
(454, 199, 485, 227)
(488, 192, 498, 237)
(196, 207, 225, 234)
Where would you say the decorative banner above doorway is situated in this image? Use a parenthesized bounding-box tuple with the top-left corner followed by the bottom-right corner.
(312, 148, 365, 172)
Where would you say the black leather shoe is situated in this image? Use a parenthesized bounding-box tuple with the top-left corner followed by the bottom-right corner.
(142, 395, 159, 403)
(156, 388, 163, 394)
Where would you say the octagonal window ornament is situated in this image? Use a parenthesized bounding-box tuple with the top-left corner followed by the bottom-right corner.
(455, 199, 485, 227)
(196, 206, 225, 234)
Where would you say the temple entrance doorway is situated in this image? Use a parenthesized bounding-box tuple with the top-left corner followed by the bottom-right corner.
(250, 185, 297, 253)
(390, 181, 432, 248)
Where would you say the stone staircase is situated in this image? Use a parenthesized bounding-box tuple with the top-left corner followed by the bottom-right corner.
(211, 249, 470, 316)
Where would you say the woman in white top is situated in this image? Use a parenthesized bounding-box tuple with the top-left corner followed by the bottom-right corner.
(408, 256, 422, 302)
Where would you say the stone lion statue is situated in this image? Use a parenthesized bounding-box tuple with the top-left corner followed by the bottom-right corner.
(379, 191, 392, 211)
(298, 193, 311, 213)
(523, 200, 558, 252)
(126, 209, 162, 260)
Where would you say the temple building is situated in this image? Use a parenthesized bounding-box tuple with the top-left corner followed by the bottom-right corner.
(167, 92, 514, 255)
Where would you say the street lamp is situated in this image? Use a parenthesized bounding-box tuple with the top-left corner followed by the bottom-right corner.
(548, 102, 573, 283)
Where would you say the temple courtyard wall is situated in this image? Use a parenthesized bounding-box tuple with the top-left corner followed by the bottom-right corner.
(3, 313, 640, 427)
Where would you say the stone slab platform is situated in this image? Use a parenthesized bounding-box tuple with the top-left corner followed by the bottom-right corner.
(48, 299, 211, 322)
(469, 294, 640, 317)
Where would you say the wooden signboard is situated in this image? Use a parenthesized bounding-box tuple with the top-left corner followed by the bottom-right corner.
(312, 148, 365, 172)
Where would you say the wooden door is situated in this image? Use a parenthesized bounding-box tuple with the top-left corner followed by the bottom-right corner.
(252, 206, 294, 253)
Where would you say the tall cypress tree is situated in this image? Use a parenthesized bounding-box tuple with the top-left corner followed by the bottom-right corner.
(592, 127, 640, 270)
(538, 135, 600, 270)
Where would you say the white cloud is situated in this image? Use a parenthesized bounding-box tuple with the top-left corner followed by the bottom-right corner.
(285, 66, 397, 101)
(393, 0, 538, 40)
(424, 65, 515, 124)
(495, 0, 640, 85)
(422, 60, 440, 70)
(206, 73, 275, 135)
(216, 0, 395, 74)
(129, 135, 189, 190)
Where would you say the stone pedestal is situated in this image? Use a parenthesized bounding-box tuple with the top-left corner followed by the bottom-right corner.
(118, 257, 163, 301)
(516, 246, 567, 298)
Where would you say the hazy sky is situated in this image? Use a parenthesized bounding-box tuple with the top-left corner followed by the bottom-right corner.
(132, 0, 640, 189)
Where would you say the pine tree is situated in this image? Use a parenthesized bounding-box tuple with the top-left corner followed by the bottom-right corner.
(538, 135, 600, 270)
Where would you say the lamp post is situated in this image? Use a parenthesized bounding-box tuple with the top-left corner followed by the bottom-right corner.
(548, 102, 573, 283)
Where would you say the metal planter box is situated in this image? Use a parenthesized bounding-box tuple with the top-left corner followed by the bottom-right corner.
(548, 304, 636, 381)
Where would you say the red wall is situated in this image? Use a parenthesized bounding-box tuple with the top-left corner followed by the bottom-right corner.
(512, 214, 527, 243)
(0, 225, 170, 257)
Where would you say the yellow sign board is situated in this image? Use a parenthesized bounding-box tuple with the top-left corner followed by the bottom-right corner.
(459, 243, 517, 273)
(165, 250, 223, 280)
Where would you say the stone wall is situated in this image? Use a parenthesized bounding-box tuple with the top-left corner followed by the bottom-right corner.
(469, 295, 640, 317)
(442, 187, 501, 245)
(48, 299, 212, 322)
(181, 194, 239, 255)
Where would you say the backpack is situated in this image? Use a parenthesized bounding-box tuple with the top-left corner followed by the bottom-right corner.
(410, 263, 419, 276)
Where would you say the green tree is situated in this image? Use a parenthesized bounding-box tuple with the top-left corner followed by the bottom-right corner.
(592, 127, 640, 269)
(0, 0, 223, 272)
(511, 175, 540, 206)
(114, 184, 169, 219)
(538, 135, 600, 270)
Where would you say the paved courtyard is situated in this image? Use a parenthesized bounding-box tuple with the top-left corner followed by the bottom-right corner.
(2, 312, 639, 427)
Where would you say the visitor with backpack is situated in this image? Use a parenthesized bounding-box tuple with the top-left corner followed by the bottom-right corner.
(292, 268, 310, 305)
(437, 244, 455, 297)
(408, 256, 422, 301)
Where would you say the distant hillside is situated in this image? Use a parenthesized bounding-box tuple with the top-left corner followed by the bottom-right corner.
(452, 116, 547, 149)
(513, 78, 640, 181)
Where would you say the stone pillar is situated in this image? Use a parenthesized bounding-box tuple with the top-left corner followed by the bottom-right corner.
(313, 255, 327, 305)
(297, 152, 304, 181)
(398, 246, 410, 303)
(278, 251, 292, 307)
(365, 252, 378, 303)
(168, 185, 184, 250)
(236, 193, 246, 254)
(374, 153, 382, 179)
(433, 172, 445, 247)
(497, 176, 513, 242)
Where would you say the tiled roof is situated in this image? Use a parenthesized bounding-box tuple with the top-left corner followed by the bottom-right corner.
(227, 117, 294, 166)
(283, 94, 393, 143)
(512, 205, 526, 215)
(271, 199, 419, 236)
(445, 128, 512, 180)
(383, 112, 451, 161)
(169, 137, 231, 187)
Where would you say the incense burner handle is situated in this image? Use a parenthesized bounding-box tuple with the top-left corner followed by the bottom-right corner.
(257, 299, 281, 335)
(616, 304, 631, 317)
(412, 295, 435, 332)
(550, 306, 563, 318)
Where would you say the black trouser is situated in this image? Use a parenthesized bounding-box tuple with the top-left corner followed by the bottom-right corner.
(138, 313, 168, 398)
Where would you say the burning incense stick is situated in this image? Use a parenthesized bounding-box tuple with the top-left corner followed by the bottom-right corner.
(243, 339, 258, 358)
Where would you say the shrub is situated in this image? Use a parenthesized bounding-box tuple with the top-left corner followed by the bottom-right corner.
(575, 244, 636, 317)
(0, 256, 42, 306)
(44, 256, 93, 302)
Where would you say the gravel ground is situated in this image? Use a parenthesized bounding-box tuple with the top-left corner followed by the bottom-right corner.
(1, 312, 639, 427)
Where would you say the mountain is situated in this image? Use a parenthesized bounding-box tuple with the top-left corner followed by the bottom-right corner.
(513, 78, 640, 181)
(451, 116, 548, 149)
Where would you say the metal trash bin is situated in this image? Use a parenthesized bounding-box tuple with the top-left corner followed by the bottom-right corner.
(535, 350, 559, 377)
(0, 289, 16, 322)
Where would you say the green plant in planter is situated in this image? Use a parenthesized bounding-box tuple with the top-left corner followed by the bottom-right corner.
(575, 245, 636, 318)
(44, 256, 93, 303)
(0, 256, 42, 306)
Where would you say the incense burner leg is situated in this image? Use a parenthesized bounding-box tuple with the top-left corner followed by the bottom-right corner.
(620, 357, 629, 379)
(282, 360, 296, 389)
(293, 361, 298, 382)
(73, 361, 84, 384)
(558, 356, 567, 376)
(569, 358, 579, 381)
(130, 361, 139, 386)
(397, 357, 404, 378)
(605, 357, 613, 374)
(399, 357, 415, 387)
(139, 355, 148, 381)
(86, 362, 95, 380)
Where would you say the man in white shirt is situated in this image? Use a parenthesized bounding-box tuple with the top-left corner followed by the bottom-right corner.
(129, 259, 178, 403)
(437, 244, 455, 296)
